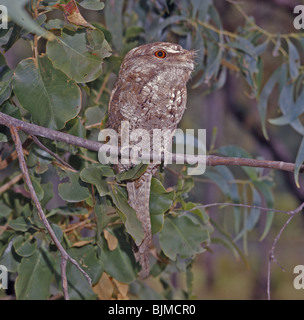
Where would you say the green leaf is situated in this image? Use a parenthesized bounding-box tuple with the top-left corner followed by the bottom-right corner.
(0, 67, 13, 105)
(65, 118, 86, 138)
(257, 67, 281, 139)
(104, 0, 124, 51)
(253, 180, 274, 240)
(149, 178, 174, 234)
(51, 224, 63, 243)
(0, 202, 12, 218)
(45, 19, 65, 30)
(67, 245, 103, 285)
(228, 37, 257, 57)
(294, 136, 304, 188)
(8, 215, 31, 232)
(277, 82, 304, 135)
(58, 171, 91, 202)
(13, 233, 37, 257)
(115, 163, 149, 182)
(109, 185, 144, 245)
(78, 0, 105, 10)
(15, 248, 55, 300)
(99, 227, 137, 283)
(147, 16, 186, 42)
(80, 166, 110, 196)
(0, 239, 22, 272)
(159, 215, 208, 261)
(287, 39, 300, 80)
(47, 29, 111, 83)
(125, 27, 145, 40)
(85, 106, 106, 126)
(1, 0, 54, 40)
(0, 101, 21, 119)
(269, 88, 304, 126)
(13, 56, 81, 130)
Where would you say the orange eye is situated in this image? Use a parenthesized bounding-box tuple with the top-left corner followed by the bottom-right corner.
(154, 50, 167, 59)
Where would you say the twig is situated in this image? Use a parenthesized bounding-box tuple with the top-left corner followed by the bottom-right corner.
(267, 202, 304, 300)
(31, 135, 76, 171)
(9, 125, 92, 300)
(188, 200, 304, 300)
(188, 202, 295, 215)
(1, 112, 304, 175)
(0, 173, 23, 194)
(94, 72, 110, 105)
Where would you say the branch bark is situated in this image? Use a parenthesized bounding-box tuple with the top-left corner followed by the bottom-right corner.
(9, 125, 92, 300)
(1, 112, 304, 175)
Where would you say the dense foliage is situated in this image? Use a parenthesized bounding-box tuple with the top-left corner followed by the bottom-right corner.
(0, 0, 304, 299)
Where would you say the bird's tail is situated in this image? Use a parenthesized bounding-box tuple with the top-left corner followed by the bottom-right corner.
(127, 169, 153, 279)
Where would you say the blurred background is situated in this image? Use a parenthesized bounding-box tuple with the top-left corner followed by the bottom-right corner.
(3, 0, 304, 299)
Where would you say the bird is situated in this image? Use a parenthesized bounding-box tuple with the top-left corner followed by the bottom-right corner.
(106, 42, 195, 278)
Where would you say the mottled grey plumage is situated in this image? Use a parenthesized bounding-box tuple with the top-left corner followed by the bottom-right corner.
(107, 42, 194, 278)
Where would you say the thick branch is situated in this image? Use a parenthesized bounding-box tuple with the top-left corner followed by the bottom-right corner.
(1, 112, 304, 175)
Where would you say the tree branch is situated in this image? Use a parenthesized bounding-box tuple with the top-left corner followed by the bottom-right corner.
(1, 112, 303, 176)
(9, 125, 92, 300)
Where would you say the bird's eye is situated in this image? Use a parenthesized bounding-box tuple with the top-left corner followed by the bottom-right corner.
(154, 50, 167, 59)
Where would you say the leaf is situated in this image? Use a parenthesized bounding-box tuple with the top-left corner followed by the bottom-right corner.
(8, 215, 31, 232)
(1, 0, 54, 40)
(146, 16, 186, 42)
(0, 67, 13, 105)
(294, 136, 304, 188)
(13, 233, 37, 257)
(253, 180, 274, 240)
(67, 245, 103, 285)
(104, 0, 124, 51)
(234, 188, 262, 242)
(115, 163, 149, 182)
(80, 165, 114, 196)
(104, 229, 118, 251)
(47, 29, 111, 83)
(109, 184, 144, 245)
(287, 39, 300, 80)
(78, 0, 105, 11)
(45, 19, 65, 30)
(13, 56, 81, 130)
(0, 202, 12, 218)
(228, 37, 257, 58)
(55, 0, 95, 28)
(65, 118, 86, 138)
(258, 67, 282, 139)
(159, 215, 209, 261)
(93, 272, 113, 300)
(15, 248, 55, 300)
(85, 106, 106, 126)
(99, 227, 137, 283)
(58, 171, 91, 202)
(269, 88, 304, 126)
(277, 82, 304, 135)
(149, 178, 174, 234)
(0, 240, 22, 272)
